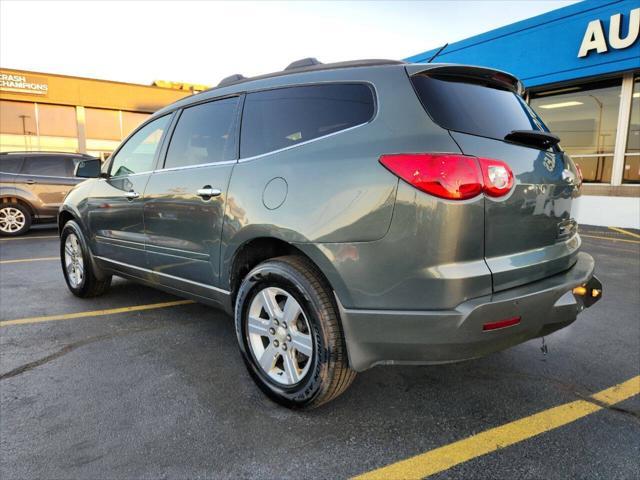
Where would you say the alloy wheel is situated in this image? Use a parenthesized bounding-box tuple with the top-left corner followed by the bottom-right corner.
(64, 233, 85, 288)
(0, 207, 26, 234)
(246, 286, 314, 386)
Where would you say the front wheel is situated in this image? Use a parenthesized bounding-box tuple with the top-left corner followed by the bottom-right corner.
(235, 255, 356, 409)
(60, 220, 112, 297)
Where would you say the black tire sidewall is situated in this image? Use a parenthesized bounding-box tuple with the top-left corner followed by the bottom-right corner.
(60, 220, 91, 296)
(0, 203, 31, 236)
(235, 261, 333, 408)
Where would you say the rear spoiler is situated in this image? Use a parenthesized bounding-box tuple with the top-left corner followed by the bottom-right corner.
(405, 64, 524, 95)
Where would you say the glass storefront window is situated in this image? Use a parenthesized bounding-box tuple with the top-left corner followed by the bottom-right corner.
(531, 79, 622, 183)
(622, 77, 640, 184)
(0, 100, 37, 135)
(86, 108, 121, 141)
(38, 104, 77, 137)
(122, 111, 150, 137)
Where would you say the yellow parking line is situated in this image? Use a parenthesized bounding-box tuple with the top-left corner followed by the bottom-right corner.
(352, 376, 640, 480)
(0, 256, 58, 264)
(0, 299, 195, 327)
(580, 234, 640, 245)
(0, 235, 58, 241)
(608, 226, 640, 239)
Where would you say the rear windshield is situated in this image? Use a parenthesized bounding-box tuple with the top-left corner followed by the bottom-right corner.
(411, 74, 547, 141)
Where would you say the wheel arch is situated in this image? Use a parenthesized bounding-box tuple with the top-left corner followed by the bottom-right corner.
(1, 195, 36, 219)
(227, 237, 348, 308)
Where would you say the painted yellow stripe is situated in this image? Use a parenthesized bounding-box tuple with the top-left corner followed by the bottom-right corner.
(0, 256, 58, 264)
(0, 299, 195, 327)
(580, 234, 640, 245)
(608, 226, 640, 239)
(352, 376, 640, 480)
(0, 235, 57, 241)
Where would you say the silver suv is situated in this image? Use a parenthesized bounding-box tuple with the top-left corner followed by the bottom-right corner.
(58, 59, 602, 408)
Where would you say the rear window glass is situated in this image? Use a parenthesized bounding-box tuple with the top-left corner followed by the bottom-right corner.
(0, 156, 23, 174)
(21, 156, 73, 177)
(241, 83, 375, 158)
(411, 74, 546, 141)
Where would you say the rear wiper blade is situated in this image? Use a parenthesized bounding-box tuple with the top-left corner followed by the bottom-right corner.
(504, 130, 560, 149)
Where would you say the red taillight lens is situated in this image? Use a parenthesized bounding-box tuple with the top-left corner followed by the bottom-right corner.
(379, 153, 514, 200)
(379, 154, 483, 200)
(478, 158, 514, 197)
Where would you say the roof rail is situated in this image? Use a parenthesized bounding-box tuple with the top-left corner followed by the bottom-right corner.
(285, 57, 323, 71)
(217, 73, 247, 87)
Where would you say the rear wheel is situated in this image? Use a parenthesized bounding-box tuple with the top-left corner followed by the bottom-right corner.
(235, 255, 356, 409)
(60, 220, 112, 297)
(0, 203, 31, 236)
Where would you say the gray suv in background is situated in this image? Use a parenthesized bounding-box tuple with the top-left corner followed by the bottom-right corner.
(58, 59, 602, 408)
(0, 152, 98, 236)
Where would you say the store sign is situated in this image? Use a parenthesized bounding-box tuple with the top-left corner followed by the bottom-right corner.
(0, 71, 49, 95)
(578, 7, 640, 57)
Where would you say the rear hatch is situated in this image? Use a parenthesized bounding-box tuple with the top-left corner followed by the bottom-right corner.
(408, 65, 582, 292)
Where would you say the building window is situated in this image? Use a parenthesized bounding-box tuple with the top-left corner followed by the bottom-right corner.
(38, 104, 77, 137)
(0, 100, 37, 135)
(623, 77, 640, 184)
(122, 112, 151, 138)
(86, 108, 121, 140)
(530, 79, 622, 183)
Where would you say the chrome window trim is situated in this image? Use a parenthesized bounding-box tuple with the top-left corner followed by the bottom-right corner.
(238, 81, 378, 163)
(152, 159, 237, 174)
(95, 255, 230, 295)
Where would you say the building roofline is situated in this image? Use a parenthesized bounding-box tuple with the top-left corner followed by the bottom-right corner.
(0, 67, 202, 92)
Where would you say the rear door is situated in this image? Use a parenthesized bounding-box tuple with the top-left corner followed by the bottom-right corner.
(17, 155, 79, 221)
(143, 96, 240, 292)
(410, 66, 582, 292)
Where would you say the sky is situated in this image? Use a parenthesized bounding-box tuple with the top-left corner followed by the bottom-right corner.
(1, 0, 580, 86)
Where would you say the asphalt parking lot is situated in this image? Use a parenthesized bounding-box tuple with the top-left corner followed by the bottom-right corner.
(1, 225, 639, 479)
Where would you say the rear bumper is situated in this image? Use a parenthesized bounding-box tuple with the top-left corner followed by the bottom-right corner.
(338, 252, 601, 371)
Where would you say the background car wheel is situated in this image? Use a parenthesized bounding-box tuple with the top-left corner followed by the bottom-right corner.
(0, 203, 31, 236)
(60, 220, 112, 298)
(235, 255, 356, 409)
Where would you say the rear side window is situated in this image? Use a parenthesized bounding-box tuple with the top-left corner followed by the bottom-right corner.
(241, 83, 375, 158)
(0, 156, 23, 174)
(21, 156, 73, 177)
(164, 96, 239, 169)
(411, 75, 546, 141)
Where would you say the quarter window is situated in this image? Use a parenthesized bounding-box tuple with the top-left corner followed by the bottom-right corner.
(109, 115, 170, 177)
(240, 83, 375, 158)
(164, 97, 239, 169)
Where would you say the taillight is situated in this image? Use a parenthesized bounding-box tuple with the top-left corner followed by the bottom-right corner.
(379, 153, 514, 200)
(379, 154, 482, 200)
(478, 158, 514, 197)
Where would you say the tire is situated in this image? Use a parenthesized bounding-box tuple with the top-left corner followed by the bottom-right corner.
(235, 255, 356, 409)
(0, 203, 31, 236)
(60, 220, 112, 298)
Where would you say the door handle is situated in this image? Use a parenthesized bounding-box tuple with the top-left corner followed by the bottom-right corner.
(196, 187, 221, 198)
(26, 179, 36, 184)
(125, 190, 139, 200)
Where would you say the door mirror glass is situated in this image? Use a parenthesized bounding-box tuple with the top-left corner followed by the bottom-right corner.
(74, 158, 101, 178)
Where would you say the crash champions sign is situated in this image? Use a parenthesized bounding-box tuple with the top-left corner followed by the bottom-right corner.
(578, 7, 640, 57)
(0, 71, 49, 95)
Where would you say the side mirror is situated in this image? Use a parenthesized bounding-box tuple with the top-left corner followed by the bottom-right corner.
(74, 158, 101, 178)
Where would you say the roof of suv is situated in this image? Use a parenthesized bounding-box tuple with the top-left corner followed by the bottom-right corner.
(0, 151, 96, 158)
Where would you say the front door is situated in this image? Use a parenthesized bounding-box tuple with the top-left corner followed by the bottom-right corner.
(87, 114, 172, 267)
(144, 96, 240, 292)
